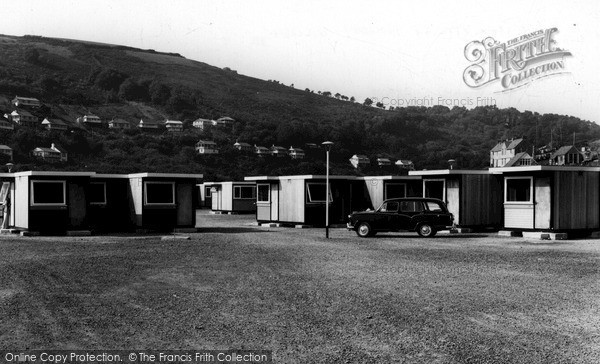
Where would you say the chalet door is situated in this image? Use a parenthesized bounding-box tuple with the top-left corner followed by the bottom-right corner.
(504, 177, 535, 229)
(211, 187, 221, 211)
(256, 183, 274, 221)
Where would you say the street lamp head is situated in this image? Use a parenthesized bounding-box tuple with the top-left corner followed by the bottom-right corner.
(322, 141, 334, 151)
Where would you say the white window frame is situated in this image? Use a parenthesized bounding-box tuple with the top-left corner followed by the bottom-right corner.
(384, 183, 407, 199)
(306, 183, 333, 203)
(504, 176, 533, 204)
(257, 184, 270, 203)
(423, 179, 446, 201)
(30, 180, 66, 207)
(144, 181, 175, 206)
(234, 185, 256, 200)
(89, 182, 107, 205)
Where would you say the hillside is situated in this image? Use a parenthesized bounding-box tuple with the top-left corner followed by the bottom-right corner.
(0, 34, 599, 179)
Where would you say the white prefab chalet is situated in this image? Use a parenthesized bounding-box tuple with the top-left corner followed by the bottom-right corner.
(165, 120, 184, 132)
(205, 181, 256, 213)
(12, 96, 41, 108)
(196, 140, 219, 154)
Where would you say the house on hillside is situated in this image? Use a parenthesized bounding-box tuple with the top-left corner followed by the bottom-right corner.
(349, 154, 370, 168)
(193, 118, 217, 130)
(32, 143, 67, 163)
(305, 143, 319, 150)
(41, 118, 68, 132)
(77, 114, 103, 127)
(377, 158, 391, 166)
(196, 140, 219, 154)
(233, 141, 253, 152)
(164, 120, 183, 132)
(108, 118, 131, 129)
(550, 146, 584, 166)
(289, 146, 305, 159)
(395, 160, 415, 171)
(12, 96, 41, 108)
(0, 145, 13, 161)
(0, 116, 14, 130)
(138, 119, 160, 130)
(504, 152, 536, 167)
(490, 138, 524, 167)
(255, 145, 271, 157)
(216, 116, 235, 126)
(10, 110, 38, 125)
(270, 145, 287, 157)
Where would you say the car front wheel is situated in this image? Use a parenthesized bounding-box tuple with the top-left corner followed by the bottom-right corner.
(417, 223, 437, 237)
(356, 222, 373, 238)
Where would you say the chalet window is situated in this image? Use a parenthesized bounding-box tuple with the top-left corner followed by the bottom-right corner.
(257, 184, 270, 203)
(385, 183, 407, 199)
(505, 177, 532, 203)
(423, 179, 445, 201)
(31, 180, 66, 206)
(205, 187, 211, 197)
(89, 182, 107, 205)
(234, 186, 256, 199)
(306, 183, 333, 203)
(144, 182, 175, 205)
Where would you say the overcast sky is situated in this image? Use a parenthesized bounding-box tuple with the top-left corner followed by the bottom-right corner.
(3, 0, 600, 122)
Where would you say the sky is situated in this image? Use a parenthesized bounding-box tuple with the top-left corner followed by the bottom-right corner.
(3, 0, 600, 122)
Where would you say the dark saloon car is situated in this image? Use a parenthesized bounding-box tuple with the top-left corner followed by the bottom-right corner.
(347, 198, 454, 237)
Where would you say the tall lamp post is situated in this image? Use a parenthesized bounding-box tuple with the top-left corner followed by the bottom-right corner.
(322, 141, 333, 238)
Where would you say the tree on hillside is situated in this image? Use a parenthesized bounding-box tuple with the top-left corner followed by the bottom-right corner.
(350, 96, 355, 102)
(149, 80, 171, 105)
(322, 91, 332, 97)
(94, 69, 128, 91)
(376, 102, 384, 109)
(363, 98, 373, 106)
(335, 93, 341, 99)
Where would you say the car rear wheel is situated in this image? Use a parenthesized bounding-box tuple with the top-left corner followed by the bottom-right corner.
(356, 222, 373, 238)
(417, 223, 437, 237)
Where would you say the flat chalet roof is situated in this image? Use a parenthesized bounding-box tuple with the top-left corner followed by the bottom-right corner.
(245, 175, 359, 181)
(409, 169, 491, 176)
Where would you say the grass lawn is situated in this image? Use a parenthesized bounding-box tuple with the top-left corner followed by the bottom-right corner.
(0, 212, 599, 363)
